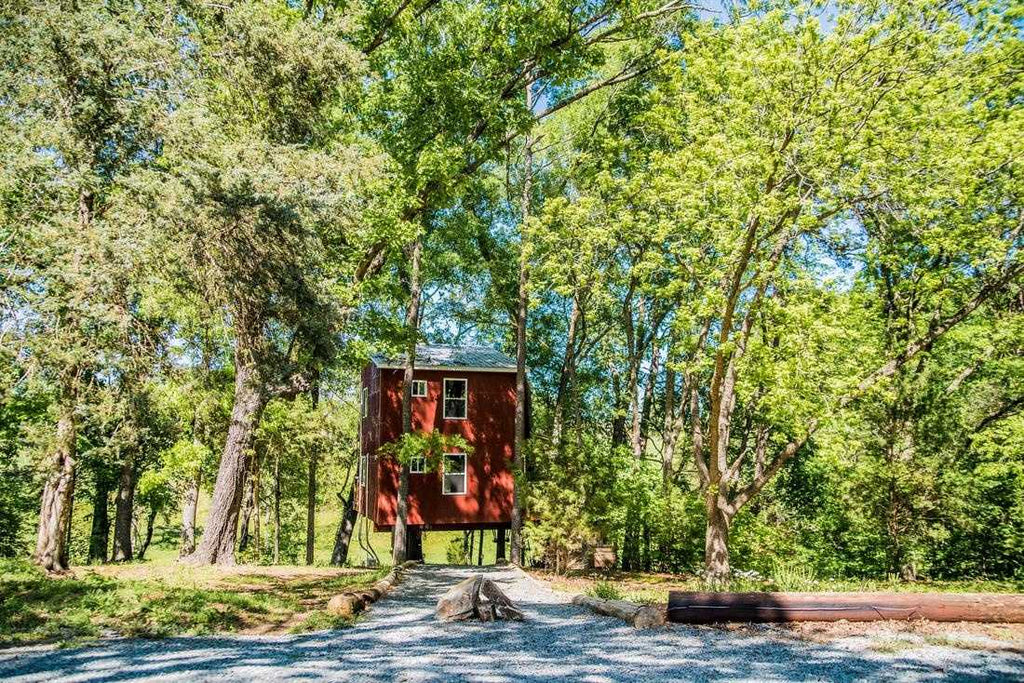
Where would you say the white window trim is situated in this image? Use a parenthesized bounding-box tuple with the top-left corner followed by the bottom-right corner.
(443, 378, 468, 420)
(359, 454, 368, 487)
(442, 452, 467, 496)
(409, 455, 426, 474)
(361, 386, 368, 418)
(411, 379, 427, 397)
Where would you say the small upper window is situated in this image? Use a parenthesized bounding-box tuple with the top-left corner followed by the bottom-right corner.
(442, 453, 466, 495)
(411, 380, 427, 397)
(409, 456, 426, 474)
(443, 378, 467, 419)
(361, 386, 368, 418)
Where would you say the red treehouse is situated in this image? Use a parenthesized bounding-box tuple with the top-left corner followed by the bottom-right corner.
(356, 344, 521, 561)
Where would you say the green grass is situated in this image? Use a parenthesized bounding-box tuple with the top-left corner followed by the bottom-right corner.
(0, 558, 385, 648)
(535, 569, 1024, 606)
(588, 581, 624, 601)
(869, 637, 922, 653)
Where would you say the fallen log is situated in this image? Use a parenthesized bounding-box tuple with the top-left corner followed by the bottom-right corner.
(326, 560, 419, 618)
(572, 594, 666, 629)
(668, 591, 1024, 624)
(436, 575, 523, 622)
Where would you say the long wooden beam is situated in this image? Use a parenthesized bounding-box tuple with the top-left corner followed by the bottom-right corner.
(667, 591, 1024, 623)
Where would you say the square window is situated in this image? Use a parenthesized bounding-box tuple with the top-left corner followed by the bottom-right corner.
(442, 453, 466, 495)
(443, 378, 467, 419)
(409, 456, 426, 473)
(411, 380, 427, 397)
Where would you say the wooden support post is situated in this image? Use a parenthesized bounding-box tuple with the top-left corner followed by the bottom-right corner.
(496, 528, 506, 562)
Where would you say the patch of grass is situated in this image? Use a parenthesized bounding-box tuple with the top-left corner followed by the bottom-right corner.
(869, 637, 921, 653)
(288, 610, 359, 633)
(923, 634, 991, 651)
(589, 581, 623, 601)
(0, 558, 384, 648)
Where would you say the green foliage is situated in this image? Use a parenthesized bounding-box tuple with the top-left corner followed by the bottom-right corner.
(377, 430, 473, 470)
(589, 581, 623, 601)
(445, 537, 471, 565)
(0, 0, 1020, 588)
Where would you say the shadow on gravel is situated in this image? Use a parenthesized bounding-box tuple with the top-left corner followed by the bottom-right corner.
(1, 565, 1021, 682)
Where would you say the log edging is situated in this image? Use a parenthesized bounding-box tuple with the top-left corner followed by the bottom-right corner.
(327, 560, 420, 617)
(571, 594, 667, 629)
(667, 591, 1024, 624)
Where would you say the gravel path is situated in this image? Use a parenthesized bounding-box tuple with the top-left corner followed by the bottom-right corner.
(1, 564, 1021, 682)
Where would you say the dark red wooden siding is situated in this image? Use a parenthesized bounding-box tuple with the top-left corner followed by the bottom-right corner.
(358, 366, 515, 530)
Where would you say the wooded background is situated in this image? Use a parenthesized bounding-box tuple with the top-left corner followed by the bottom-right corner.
(0, 0, 1021, 583)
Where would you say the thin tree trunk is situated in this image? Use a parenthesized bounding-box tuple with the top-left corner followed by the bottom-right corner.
(331, 485, 358, 566)
(137, 506, 158, 561)
(88, 476, 111, 564)
(610, 370, 628, 448)
(552, 294, 579, 451)
(661, 364, 676, 487)
(111, 453, 136, 562)
(185, 355, 267, 566)
(34, 389, 78, 572)
(512, 82, 533, 567)
(273, 451, 281, 565)
(306, 381, 319, 565)
(634, 339, 660, 459)
(477, 528, 484, 566)
(180, 472, 200, 557)
(393, 237, 422, 565)
(254, 450, 262, 562)
(306, 457, 316, 565)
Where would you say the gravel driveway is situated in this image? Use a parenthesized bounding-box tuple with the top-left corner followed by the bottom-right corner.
(1, 564, 1021, 682)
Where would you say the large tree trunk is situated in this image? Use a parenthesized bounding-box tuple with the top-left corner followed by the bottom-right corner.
(111, 454, 136, 562)
(186, 357, 267, 565)
(705, 497, 732, 582)
(393, 238, 422, 565)
(179, 472, 200, 557)
(331, 484, 358, 566)
(237, 450, 257, 553)
(34, 395, 78, 572)
(88, 476, 111, 564)
(512, 84, 533, 567)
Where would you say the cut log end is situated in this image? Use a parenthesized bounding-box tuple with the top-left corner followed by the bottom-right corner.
(572, 594, 667, 629)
